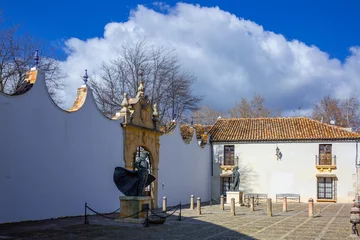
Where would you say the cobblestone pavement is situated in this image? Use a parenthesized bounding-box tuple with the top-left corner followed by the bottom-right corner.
(1, 202, 359, 240)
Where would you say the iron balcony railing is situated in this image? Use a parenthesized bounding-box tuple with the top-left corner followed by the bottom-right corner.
(315, 155, 337, 166)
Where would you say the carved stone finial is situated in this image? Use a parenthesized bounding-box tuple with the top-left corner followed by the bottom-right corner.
(153, 103, 158, 117)
(121, 93, 128, 107)
(137, 81, 145, 98)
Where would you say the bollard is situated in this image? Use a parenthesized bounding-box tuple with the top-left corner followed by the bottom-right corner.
(308, 198, 314, 218)
(162, 196, 167, 213)
(350, 206, 360, 235)
(283, 197, 287, 212)
(190, 195, 194, 210)
(250, 196, 255, 211)
(267, 198, 273, 217)
(197, 197, 201, 215)
(230, 198, 235, 216)
(220, 195, 224, 210)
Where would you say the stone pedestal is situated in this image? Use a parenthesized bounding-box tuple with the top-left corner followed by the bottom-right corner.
(115, 196, 152, 224)
(226, 191, 244, 205)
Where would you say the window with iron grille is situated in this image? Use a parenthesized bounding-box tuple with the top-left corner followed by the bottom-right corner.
(319, 144, 332, 165)
(223, 145, 234, 165)
(220, 177, 233, 196)
(317, 177, 333, 199)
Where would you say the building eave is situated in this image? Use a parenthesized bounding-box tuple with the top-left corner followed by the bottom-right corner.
(210, 138, 360, 144)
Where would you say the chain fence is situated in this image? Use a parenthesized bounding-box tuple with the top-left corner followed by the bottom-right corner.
(84, 201, 182, 227)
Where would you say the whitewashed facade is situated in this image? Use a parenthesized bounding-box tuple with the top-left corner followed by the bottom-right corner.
(0, 68, 211, 224)
(159, 126, 211, 207)
(0, 70, 124, 223)
(210, 118, 360, 203)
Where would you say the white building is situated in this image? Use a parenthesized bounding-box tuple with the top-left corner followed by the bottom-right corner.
(209, 117, 360, 203)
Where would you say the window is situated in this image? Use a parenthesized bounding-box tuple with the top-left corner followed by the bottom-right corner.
(317, 177, 333, 199)
(319, 144, 332, 165)
(223, 145, 234, 165)
(220, 177, 233, 196)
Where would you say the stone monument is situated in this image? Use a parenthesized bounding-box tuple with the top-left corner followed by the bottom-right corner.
(226, 166, 244, 205)
(114, 151, 156, 223)
(112, 79, 162, 223)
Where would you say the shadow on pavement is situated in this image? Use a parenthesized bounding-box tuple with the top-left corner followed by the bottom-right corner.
(0, 204, 257, 240)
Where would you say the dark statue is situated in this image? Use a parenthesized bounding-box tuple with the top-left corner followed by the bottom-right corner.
(230, 166, 240, 191)
(113, 151, 156, 196)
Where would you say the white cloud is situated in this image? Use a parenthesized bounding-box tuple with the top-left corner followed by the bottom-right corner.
(60, 3, 360, 116)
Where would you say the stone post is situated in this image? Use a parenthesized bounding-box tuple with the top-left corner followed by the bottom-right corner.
(267, 198, 273, 217)
(308, 198, 314, 218)
(197, 197, 201, 215)
(283, 197, 287, 212)
(220, 195, 224, 210)
(190, 195, 194, 210)
(250, 196, 255, 211)
(230, 198, 235, 216)
(239, 192, 244, 206)
(162, 196, 167, 213)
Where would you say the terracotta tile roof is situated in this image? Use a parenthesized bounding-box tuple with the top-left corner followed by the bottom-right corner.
(208, 117, 360, 142)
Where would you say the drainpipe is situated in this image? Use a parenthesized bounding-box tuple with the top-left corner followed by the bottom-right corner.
(356, 141, 359, 202)
(210, 141, 213, 205)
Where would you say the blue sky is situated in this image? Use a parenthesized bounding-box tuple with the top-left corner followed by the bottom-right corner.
(2, 1, 360, 115)
(2, 0, 359, 61)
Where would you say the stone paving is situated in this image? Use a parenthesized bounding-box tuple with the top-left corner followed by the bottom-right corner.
(1, 202, 360, 239)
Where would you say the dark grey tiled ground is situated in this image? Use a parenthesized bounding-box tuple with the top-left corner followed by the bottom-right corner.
(0, 203, 359, 239)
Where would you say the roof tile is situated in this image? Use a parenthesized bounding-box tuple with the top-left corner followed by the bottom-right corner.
(209, 117, 360, 142)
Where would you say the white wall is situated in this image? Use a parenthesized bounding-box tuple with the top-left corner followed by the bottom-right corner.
(0, 71, 124, 223)
(212, 141, 358, 203)
(158, 126, 211, 207)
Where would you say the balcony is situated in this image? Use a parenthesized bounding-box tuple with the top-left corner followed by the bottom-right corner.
(315, 155, 337, 171)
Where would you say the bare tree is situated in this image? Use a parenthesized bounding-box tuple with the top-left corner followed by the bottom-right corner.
(229, 93, 281, 118)
(0, 17, 66, 105)
(341, 95, 360, 129)
(90, 40, 202, 123)
(312, 95, 360, 129)
(191, 105, 223, 125)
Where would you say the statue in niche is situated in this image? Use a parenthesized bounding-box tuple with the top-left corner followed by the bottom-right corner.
(113, 151, 155, 196)
(230, 166, 240, 191)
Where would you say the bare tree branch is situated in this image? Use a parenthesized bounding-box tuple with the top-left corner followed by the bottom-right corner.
(229, 93, 281, 118)
(0, 15, 67, 105)
(90, 40, 202, 124)
(312, 94, 360, 129)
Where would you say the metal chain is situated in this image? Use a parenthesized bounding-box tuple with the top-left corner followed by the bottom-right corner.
(86, 203, 181, 223)
(149, 204, 180, 218)
(86, 205, 146, 220)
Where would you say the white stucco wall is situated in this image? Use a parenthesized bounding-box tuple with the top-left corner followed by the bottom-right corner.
(0, 71, 124, 223)
(158, 126, 211, 207)
(212, 141, 358, 203)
